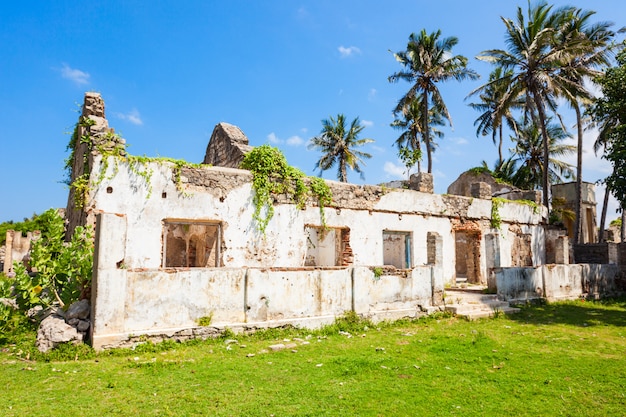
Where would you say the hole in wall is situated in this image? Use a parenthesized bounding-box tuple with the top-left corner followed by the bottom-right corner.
(106, 187, 113, 194)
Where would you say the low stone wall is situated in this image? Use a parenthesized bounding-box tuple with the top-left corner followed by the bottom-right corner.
(91, 265, 437, 350)
(495, 264, 621, 302)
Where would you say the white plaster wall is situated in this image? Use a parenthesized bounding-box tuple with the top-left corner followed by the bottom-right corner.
(245, 269, 352, 324)
(123, 269, 246, 332)
(353, 266, 433, 314)
(543, 265, 583, 300)
(496, 266, 545, 301)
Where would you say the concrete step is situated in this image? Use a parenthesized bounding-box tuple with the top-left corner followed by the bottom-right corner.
(444, 288, 521, 320)
(445, 290, 500, 305)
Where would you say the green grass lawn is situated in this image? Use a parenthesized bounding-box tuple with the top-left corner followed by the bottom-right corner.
(1, 300, 626, 416)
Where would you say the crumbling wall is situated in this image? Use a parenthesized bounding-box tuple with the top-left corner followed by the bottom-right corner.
(202, 122, 253, 168)
(2, 230, 40, 274)
(65, 92, 125, 239)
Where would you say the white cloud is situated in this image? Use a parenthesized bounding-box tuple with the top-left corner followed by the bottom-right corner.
(361, 120, 374, 128)
(338, 45, 361, 58)
(286, 135, 304, 146)
(114, 109, 143, 125)
(267, 132, 281, 144)
(383, 161, 405, 178)
(267, 132, 303, 146)
(368, 88, 377, 101)
(60, 63, 90, 85)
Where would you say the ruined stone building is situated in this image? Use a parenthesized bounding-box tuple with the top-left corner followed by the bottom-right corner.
(53, 93, 623, 349)
(551, 182, 598, 244)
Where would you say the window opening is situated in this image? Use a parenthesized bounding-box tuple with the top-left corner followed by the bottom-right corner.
(305, 226, 352, 267)
(163, 220, 221, 267)
(383, 230, 412, 269)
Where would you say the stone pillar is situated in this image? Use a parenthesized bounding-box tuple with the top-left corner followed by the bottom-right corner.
(427, 232, 444, 305)
(485, 233, 501, 292)
(427, 231, 442, 265)
(555, 236, 569, 264)
(409, 173, 433, 193)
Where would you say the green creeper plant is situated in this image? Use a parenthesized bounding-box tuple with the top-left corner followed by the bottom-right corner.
(240, 145, 333, 234)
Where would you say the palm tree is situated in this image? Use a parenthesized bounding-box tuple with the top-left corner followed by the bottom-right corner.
(509, 119, 576, 190)
(556, 8, 616, 244)
(468, 67, 519, 163)
(390, 95, 445, 174)
(389, 29, 478, 173)
(476, 2, 591, 210)
(308, 114, 373, 183)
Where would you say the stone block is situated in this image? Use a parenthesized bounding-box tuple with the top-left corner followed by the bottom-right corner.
(470, 182, 491, 199)
(409, 172, 433, 193)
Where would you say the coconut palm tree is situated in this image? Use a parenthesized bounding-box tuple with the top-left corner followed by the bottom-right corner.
(509, 119, 576, 190)
(308, 114, 373, 183)
(556, 7, 616, 244)
(390, 95, 445, 174)
(389, 29, 478, 173)
(476, 2, 592, 210)
(468, 67, 519, 163)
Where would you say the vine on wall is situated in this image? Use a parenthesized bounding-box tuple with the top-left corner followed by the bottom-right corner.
(240, 145, 333, 234)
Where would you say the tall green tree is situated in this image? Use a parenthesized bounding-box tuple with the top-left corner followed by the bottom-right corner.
(509, 119, 576, 190)
(308, 114, 373, 183)
(476, 2, 594, 210)
(389, 29, 478, 173)
(592, 47, 626, 209)
(390, 95, 445, 174)
(468, 67, 519, 163)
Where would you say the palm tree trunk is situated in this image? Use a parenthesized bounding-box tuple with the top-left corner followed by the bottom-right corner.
(574, 103, 583, 244)
(416, 140, 422, 173)
(533, 94, 551, 211)
(598, 184, 610, 242)
(339, 154, 347, 182)
(498, 123, 503, 163)
(422, 93, 432, 174)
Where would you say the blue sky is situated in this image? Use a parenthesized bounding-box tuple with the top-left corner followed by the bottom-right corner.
(2, 0, 625, 223)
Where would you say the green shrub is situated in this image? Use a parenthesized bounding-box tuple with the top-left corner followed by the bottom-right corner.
(11, 209, 93, 310)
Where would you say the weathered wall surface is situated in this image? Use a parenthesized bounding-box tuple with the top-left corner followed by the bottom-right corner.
(495, 264, 621, 302)
(91, 212, 438, 349)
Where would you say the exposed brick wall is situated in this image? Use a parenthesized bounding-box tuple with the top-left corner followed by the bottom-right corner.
(573, 243, 618, 264)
